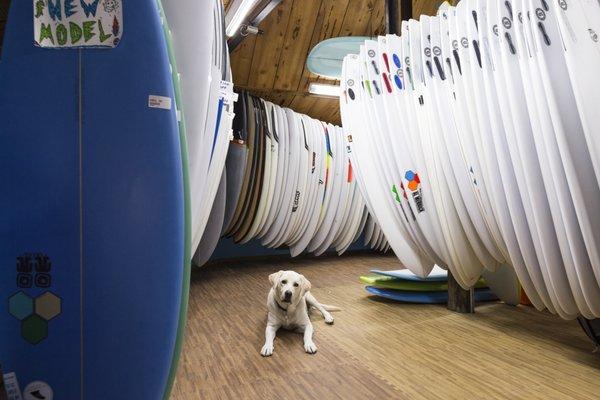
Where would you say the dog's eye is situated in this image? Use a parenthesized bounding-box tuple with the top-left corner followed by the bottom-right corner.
(293, 282, 299, 287)
(281, 280, 287, 285)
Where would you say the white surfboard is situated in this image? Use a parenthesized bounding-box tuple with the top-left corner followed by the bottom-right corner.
(259, 104, 289, 240)
(445, 3, 546, 310)
(482, 0, 587, 317)
(341, 52, 433, 276)
(524, 0, 600, 317)
(493, 0, 597, 316)
(550, 0, 600, 187)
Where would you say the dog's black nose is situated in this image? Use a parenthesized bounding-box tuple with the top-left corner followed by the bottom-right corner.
(284, 290, 292, 301)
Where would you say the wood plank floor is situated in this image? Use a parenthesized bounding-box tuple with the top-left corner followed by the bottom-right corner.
(171, 252, 600, 399)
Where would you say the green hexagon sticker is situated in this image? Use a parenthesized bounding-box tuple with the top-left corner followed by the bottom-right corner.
(8, 291, 34, 321)
(35, 291, 62, 321)
(22, 315, 48, 345)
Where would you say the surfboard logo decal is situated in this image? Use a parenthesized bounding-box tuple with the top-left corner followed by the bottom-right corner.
(392, 184, 415, 222)
(347, 161, 353, 183)
(382, 53, 391, 73)
(364, 80, 373, 97)
(391, 185, 402, 204)
(9, 254, 62, 345)
(558, 0, 567, 10)
(372, 80, 381, 95)
(394, 74, 403, 90)
(535, 8, 546, 21)
(292, 191, 300, 212)
(382, 73, 392, 93)
(404, 170, 424, 213)
(371, 60, 380, 75)
(23, 381, 53, 400)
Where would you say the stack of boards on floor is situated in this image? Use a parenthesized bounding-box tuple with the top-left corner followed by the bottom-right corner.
(361, 265, 523, 305)
(0, 0, 231, 398)
(362, 266, 498, 304)
(340, 0, 600, 320)
(212, 91, 388, 267)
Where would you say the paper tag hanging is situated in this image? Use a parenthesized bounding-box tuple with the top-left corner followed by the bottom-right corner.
(33, 0, 123, 48)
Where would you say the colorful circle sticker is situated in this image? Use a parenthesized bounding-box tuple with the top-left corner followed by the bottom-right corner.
(24, 381, 53, 400)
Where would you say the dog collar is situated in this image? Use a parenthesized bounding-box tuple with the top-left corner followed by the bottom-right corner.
(275, 300, 288, 313)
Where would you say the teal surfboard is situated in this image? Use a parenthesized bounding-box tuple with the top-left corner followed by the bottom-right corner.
(307, 36, 371, 79)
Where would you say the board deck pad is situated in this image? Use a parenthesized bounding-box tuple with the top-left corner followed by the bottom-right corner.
(0, 1, 185, 398)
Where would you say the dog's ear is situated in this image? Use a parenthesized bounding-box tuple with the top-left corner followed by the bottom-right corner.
(269, 270, 284, 286)
(300, 275, 312, 292)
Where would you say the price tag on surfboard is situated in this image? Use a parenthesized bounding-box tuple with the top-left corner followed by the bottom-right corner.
(33, 0, 123, 48)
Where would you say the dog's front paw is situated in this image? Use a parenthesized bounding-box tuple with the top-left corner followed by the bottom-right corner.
(304, 341, 318, 354)
(324, 315, 334, 325)
(261, 344, 274, 357)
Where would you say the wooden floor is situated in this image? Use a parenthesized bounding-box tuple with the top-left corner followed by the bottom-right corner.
(172, 252, 600, 399)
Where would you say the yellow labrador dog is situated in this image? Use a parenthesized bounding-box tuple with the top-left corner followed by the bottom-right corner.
(261, 270, 339, 357)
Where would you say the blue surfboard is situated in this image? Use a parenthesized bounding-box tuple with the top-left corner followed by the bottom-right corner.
(365, 286, 498, 304)
(0, 1, 186, 399)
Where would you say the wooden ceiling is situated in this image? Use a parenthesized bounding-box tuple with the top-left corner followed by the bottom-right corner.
(228, 0, 451, 125)
(0, 1, 450, 123)
(230, 0, 386, 125)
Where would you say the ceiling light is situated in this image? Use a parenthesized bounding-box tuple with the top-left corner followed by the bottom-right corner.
(226, 0, 260, 37)
(308, 83, 340, 97)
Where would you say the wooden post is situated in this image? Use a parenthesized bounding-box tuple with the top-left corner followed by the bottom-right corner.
(447, 271, 474, 313)
(385, 0, 400, 34)
(385, 0, 411, 34)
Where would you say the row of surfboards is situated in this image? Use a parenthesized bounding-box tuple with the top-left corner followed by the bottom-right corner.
(164, 0, 387, 266)
(160, 0, 238, 268)
(202, 90, 388, 266)
(339, 0, 600, 320)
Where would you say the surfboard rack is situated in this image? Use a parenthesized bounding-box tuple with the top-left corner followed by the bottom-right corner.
(577, 317, 600, 352)
(447, 271, 475, 313)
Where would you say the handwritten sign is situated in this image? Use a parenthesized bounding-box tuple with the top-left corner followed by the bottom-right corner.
(34, 0, 123, 48)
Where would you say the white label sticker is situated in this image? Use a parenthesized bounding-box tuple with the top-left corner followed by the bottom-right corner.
(2, 373, 23, 400)
(148, 95, 172, 110)
(33, 0, 123, 48)
(23, 381, 52, 400)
